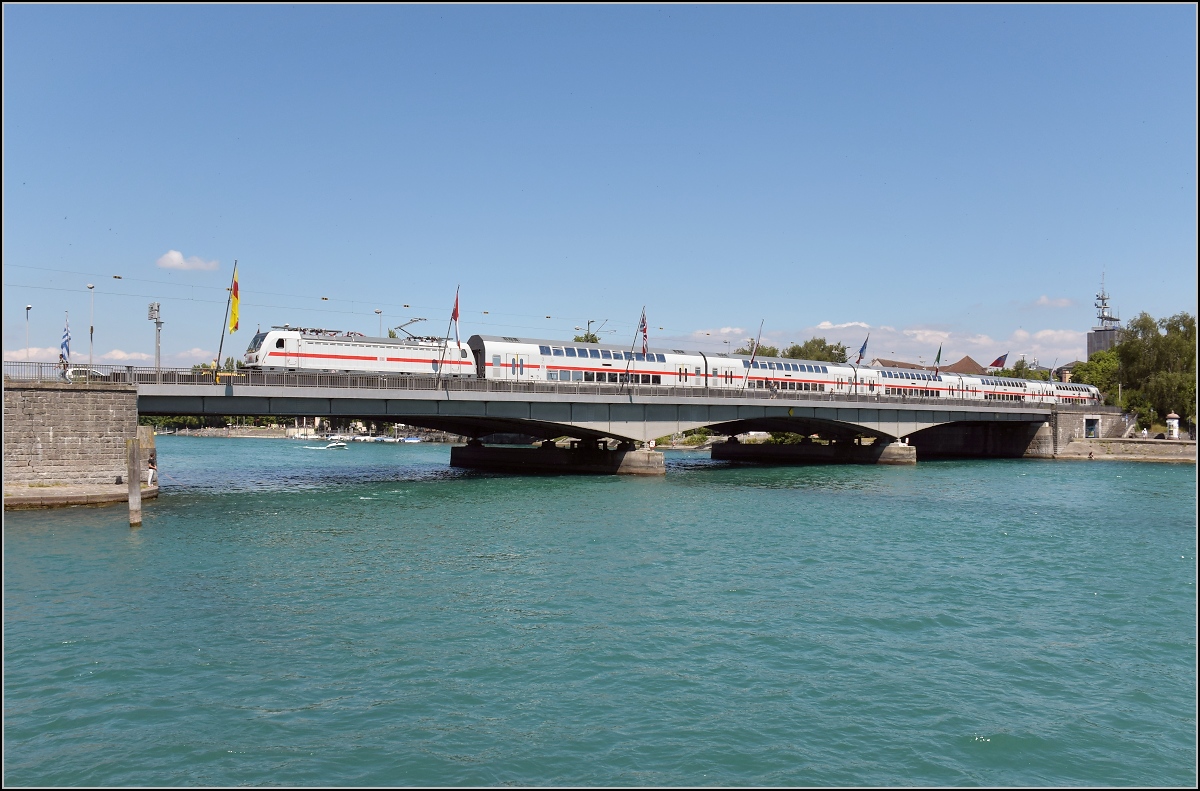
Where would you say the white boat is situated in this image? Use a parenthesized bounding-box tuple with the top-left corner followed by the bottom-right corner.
(402, 437, 422, 443)
(326, 441, 348, 449)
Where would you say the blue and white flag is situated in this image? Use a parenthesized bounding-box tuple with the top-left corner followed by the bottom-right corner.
(60, 313, 71, 362)
(855, 333, 869, 365)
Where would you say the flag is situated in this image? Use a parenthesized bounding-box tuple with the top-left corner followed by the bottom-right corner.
(60, 313, 71, 363)
(855, 333, 869, 365)
(933, 344, 942, 376)
(990, 353, 1008, 368)
(451, 286, 461, 347)
(228, 263, 239, 333)
(637, 308, 648, 355)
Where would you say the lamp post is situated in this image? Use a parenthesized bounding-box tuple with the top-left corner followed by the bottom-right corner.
(25, 305, 31, 362)
(148, 303, 163, 384)
(87, 284, 95, 381)
(375, 309, 383, 337)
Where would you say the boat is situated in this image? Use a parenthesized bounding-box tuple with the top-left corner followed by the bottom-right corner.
(326, 441, 348, 449)
(402, 437, 422, 443)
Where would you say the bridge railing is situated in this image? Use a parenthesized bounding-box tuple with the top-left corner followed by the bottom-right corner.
(4, 361, 1110, 413)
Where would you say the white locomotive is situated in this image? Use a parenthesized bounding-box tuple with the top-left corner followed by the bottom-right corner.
(243, 325, 473, 376)
(242, 324, 1101, 405)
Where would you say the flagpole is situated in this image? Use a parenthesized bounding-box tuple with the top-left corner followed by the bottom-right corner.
(215, 260, 237, 372)
(436, 285, 459, 385)
(740, 319, 764, 390)
(623, 306, 646, 388)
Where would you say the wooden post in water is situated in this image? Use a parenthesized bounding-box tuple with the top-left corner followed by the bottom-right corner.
(126, 438, 142, 527)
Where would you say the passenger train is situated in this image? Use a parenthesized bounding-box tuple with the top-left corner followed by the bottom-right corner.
(243, 327, 1101, 405)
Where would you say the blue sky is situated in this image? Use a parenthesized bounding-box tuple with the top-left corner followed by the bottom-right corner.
(4, 4, 1196, 368)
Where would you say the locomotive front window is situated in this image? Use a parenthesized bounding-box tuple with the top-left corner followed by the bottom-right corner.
(247, 332, 268, 353)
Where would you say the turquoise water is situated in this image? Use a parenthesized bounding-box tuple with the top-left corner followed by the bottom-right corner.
(4, 437, 1195, 786)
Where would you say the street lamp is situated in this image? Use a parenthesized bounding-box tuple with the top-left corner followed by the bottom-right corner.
(573, 319, 608, 341)
(87, 284, 95, 380)
(25, 305, 31, 362)
(375, 309, 383, 336)
(148, 303, 163, 384)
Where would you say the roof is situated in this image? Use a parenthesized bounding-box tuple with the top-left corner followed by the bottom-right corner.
(939, 356, 987, 375)
(868, 355, 987, 375)
(870, 357, 925, 370)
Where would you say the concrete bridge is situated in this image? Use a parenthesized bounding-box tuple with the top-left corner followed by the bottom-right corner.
(5, 363, 1126, 475)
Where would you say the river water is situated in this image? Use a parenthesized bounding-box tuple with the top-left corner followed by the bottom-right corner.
(4, 437, 1195, 786)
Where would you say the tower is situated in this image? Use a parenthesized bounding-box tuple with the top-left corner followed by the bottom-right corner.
(1086, 275, 1121, 358)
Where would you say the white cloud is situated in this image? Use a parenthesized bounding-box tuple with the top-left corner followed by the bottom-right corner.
(1034, 295, 1073, 308)
(169, 347, 216, 364)
(691, 326, 746, 339)
(156, 249, 219, 271)
(816, 320, 871, 330)
(3, 346, 64, 362)
(98, 349, 153, 362)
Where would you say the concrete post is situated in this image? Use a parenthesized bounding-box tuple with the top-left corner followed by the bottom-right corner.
(126, 438, 142, 526)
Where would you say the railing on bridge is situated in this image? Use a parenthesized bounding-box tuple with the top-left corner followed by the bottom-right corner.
(4, 361, 1108, 413)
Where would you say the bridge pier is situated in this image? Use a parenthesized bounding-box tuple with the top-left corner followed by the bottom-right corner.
(450, 439, 665, 475)
(711, 438, 916, 465)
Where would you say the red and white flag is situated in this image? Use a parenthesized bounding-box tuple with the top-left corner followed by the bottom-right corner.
(638, 308, 648, 355)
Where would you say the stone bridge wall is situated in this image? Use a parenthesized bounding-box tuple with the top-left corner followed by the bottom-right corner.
(3, 381, 152, 486)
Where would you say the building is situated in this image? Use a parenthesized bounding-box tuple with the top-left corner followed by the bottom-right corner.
(1087, 277, 1122, 358)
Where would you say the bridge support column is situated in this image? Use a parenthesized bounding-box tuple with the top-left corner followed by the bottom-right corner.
(711, 439, 915, 465)
(450, 441, 665, 475)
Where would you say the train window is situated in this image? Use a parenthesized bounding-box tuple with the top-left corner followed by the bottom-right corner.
(743, 360, 750, 367)
(656, 353, 666, 363)
(276, 338, 285, 349)
(552, 347, 564, 356)
(539, 345, 551, 355)
(493, 355, 501, 369)
(584, 371, 595, 382)
(820, 366, 828, 374)
(573, 370, 584, 381)
(565, 348, 576, 357)
(590, 349, 601, 359)
(635, 353, 645, 362)
(652, 375, 661, 384)
(574, 348, 587, 356)
(601, 350, 612, 359)
(608, 372, 619, 383)
(461, 349, 468, 358)
(547, 370, 558, 381)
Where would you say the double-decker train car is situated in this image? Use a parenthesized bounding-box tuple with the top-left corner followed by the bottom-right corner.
(243, 326, 473, 376)
(466, 334, 1101, 405)
(242, 324, 1101, 406)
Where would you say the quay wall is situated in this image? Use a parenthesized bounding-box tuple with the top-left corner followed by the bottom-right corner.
(3, 381, 153, 486)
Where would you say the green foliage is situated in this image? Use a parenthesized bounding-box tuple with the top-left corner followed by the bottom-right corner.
(387, 329, 398, 339)
(992, 358, 1050, 381)
(768, 432, 811, 444)
(1114, 311, 1196, 427)
(573, 332, 600, 343)
(735, 342, 780, 358)
(1070, 349, 1120, 403)
(782, 337, 848, 363)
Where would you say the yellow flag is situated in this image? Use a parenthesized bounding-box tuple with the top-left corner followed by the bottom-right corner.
(229, 264, 239, 333)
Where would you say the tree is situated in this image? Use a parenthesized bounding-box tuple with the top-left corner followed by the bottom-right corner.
(1070, 348, 1120, 403)
(574, 332, 600, 343)
(782, 337, 848, 363)
(387, 329, 398, 339)
(1114, 311, 1196, 428)
(735, 342, 780, 357)
(993, 358, 1050, 381)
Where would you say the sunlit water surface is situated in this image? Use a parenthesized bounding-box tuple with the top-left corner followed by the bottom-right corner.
(5, 437, 1195, 786)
